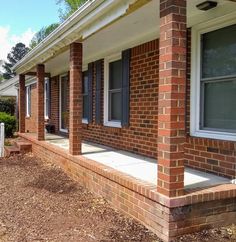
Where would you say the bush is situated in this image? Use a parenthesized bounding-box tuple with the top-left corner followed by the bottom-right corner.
(0, 112, 16, 137)
(0, 98, 16, 116)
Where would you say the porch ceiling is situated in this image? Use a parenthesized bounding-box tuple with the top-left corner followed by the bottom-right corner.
(24, 0, 236, 77)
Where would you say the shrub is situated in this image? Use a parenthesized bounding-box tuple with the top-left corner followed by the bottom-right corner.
(0, 112, 16, 137)
(0, 98, 16, 116)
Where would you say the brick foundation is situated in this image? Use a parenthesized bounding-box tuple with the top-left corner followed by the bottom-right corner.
(19, 133, 236, 242)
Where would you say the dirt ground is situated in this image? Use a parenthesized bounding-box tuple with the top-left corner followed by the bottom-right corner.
(0, 154, 235, 242)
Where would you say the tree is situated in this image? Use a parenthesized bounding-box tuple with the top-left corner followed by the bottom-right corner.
(2, 43, 30, 80)
(57, 0, 88, 21)
(30, 23, 60, 49)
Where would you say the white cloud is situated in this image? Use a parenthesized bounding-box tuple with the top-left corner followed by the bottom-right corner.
(0, 26, 35, 64)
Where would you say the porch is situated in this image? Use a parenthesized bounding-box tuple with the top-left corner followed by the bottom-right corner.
(23, 132, 233, 191)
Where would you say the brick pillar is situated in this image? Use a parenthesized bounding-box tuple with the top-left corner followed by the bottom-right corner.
(36, 64, 45, 141)
(19, 74, 25, 133)
(69, 42, 82, 155)
(157, 0, 187, 197)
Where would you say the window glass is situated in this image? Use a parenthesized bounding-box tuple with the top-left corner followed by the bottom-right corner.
(83, 71, 89, 120)
(109, 60, 122, 89)
(110, 92, 121, 121)
(202, 24, 236, 78)
(44, 79, 49, 118)
(26, 86, 31, 117)
(108, 59, 122, 121)
(83, 71, 89, 94)
(203, 80, 236, 131)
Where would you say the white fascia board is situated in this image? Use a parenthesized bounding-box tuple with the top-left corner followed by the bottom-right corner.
(14, 0, 138, 75)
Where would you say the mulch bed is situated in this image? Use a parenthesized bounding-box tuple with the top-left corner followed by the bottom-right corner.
(0, 154, 235, 242)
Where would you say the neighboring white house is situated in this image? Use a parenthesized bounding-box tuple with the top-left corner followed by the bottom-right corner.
(0, 76, 18, 99)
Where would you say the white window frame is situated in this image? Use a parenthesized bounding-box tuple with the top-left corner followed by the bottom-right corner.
(59, 74, 69, 133)
(104, 53, 122, 128)
(44, 78, 50, 119)
(26, 85, 31, 118)
(190, 13, 236, 142)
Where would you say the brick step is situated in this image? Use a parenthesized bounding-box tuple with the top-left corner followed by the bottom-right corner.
(13, 140, 32, 153)
(4, 146, 20, 157)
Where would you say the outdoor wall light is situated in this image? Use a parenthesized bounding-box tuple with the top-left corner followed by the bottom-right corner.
(196, 1, 218, 11)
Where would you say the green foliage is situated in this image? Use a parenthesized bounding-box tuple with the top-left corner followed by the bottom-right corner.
(30, 23, 60, 49)
(0, 98, 16, 116)
(0, 112, 16, 138)
(57, 0, 88, 21)
(2, 43, 30, 80)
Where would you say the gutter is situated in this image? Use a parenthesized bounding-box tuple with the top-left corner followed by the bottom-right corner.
(13, 0, 138, 74)
(13, 0, 102, 72)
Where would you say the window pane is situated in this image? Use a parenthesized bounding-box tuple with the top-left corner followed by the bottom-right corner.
(109, 91, 121, 121)
(83, 71, 88, 94)
(203, 80, 236, 130)
(109, 60, 122, 89)
(202, 24, 236, 78)
(83, 95, 89, 119)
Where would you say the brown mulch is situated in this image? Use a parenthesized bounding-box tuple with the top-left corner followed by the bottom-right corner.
(0, 154, 235, 242)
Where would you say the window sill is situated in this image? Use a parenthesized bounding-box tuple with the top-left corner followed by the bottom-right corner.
(82, 119, 88, 124)
(190, 129, 236, 142)
(25, 115, 31, 119)
(104, 121, 121, 128)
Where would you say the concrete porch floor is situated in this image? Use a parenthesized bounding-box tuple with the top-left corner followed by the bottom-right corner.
(44, 133, 233, 190)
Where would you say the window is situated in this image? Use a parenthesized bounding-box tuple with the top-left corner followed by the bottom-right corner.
(200, 24, 236, 132)
(104, 58, 122, 127)
(82, 71, 89, 122)
(191, 16, 236, 141)
(44, 78, 50, 119)
(108, 60, 122, 122)
(26, 86, 31, 117)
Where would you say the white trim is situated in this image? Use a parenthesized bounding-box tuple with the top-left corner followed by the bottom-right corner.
(13, 0, 139, 74)
(190, 13, 236, 142)
(103, 53, 122, 128)
(25, 77, 36, 87)
(59, 74, 69, 133)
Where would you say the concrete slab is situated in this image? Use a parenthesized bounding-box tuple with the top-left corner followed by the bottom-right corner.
(45, 134, 233, 190)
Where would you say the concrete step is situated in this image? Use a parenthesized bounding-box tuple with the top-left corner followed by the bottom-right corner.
(14, 141, 32, 153)
(4, 146, 20, 157)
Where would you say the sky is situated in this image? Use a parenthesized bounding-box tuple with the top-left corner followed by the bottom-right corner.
(0, 0, 61, 64)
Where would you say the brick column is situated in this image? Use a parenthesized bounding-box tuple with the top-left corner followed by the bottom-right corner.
(19, 74, 25, 133)
(36, 64, 45, 141)
(157, 0, 187, 197)
(69, 42, 82, 155)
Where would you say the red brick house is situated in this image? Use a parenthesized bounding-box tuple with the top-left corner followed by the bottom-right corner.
(13, 0, 236, 241)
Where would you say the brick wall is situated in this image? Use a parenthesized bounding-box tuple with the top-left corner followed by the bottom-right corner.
(185, 28, 236, 179)
(82, 40, 159, 158)
(25, 83, 37, 133)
